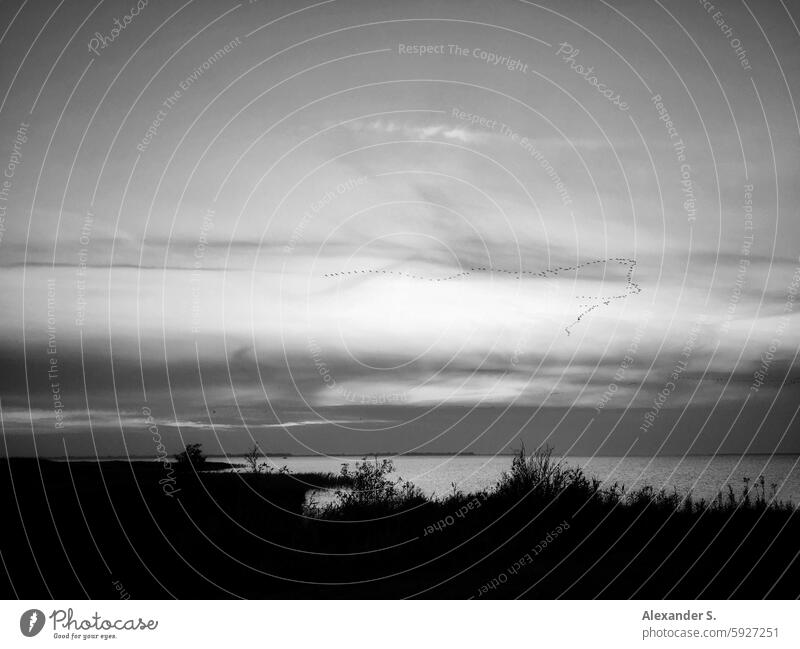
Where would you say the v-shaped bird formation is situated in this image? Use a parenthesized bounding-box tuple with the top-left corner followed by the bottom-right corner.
(323, 257, 641, 335)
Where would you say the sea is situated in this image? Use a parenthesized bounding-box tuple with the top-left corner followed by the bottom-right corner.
(214, 453, 800, 504)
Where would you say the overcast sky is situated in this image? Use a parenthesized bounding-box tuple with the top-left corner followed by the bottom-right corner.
(1, 0, 799, 457)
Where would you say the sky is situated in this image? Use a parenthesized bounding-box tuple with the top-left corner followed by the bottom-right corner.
(0, 0, 799, 457)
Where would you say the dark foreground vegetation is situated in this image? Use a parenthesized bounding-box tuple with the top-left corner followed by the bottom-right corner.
(2, 447, 799, 599)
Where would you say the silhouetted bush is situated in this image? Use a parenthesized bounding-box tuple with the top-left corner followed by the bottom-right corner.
(494, 445, 598, 501)
(175, 443, 207, 470)
(306, 457, 426, 518)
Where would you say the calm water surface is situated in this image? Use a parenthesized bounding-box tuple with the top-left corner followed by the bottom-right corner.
(217, 454, 800, 504)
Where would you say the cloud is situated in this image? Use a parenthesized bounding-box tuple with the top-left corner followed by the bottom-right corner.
(344, 118, 483, 143)
(0, 407, 392, 433)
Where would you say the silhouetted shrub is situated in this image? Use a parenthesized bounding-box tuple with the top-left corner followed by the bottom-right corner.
(306, 457, 426, 518)
(243, 445, 265, 473)
(175, 443, 206, 470)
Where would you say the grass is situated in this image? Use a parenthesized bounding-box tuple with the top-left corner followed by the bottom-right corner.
(293, 448, 799, 597)
(2, 448, 798, 598)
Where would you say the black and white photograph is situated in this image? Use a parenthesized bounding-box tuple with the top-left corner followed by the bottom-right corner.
(1, 0, 800, 644)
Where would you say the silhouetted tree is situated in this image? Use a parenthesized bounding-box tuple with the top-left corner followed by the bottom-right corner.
(175, 443, 206, 470)
(243, 445, 265, 473)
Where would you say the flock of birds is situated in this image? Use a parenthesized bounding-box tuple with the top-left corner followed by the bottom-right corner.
(322, 257, 641, 335)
